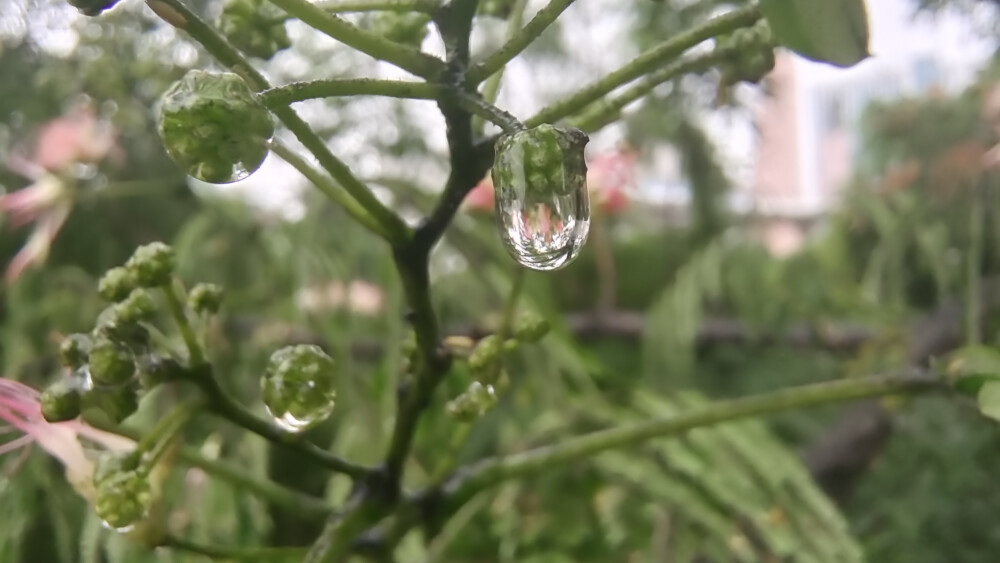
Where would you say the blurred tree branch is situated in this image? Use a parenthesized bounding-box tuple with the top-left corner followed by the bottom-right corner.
(804, 277, 1000, 503)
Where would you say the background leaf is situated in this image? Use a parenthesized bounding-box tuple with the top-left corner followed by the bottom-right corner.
(760, 0, 871, 67)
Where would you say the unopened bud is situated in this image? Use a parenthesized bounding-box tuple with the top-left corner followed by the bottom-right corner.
(126, 242, 176, 288)
(98, 267, 137, 303)
(40, 378, 83, 422)
(188, 283, 224, 315)
(88, 338, 135, 386)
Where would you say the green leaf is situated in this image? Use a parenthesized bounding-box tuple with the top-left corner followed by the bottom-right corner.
(943, 346, 1000, 397)
(977, 381, 1000, 423)
(760, 0, 870, 67)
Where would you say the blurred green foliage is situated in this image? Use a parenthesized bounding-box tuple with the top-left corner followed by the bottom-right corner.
(1, 0, 999, 562)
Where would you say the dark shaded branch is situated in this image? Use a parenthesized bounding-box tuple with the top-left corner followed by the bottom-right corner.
(803, 278, 1000, 502)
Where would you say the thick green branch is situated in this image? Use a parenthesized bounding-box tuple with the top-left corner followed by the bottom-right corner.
(444, 372, 942, 502)
(571, 48, 733, 133)
(271, 142, 388, 238)
(315, 0, 440, 12)
(163, 535, 307, 561)
(381, 0, 485, 483)
(268, 0, 445, 79)
(146, 0, 411, 245)
(261, 79, 444, 106)
(526, 4, 760, 127)
(466, 0, 577, 84)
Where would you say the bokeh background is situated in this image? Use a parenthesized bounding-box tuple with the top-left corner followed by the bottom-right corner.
(2, 0, 1000, 561)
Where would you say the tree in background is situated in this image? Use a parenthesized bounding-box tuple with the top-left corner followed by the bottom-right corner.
(1, 1, 999, 563)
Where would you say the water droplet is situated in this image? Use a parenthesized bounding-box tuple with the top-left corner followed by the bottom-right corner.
(260, 345, 337, 433)
(157, 70, 274, 184)
(101, 521, 135, 534)
(496, 195, 590, 271)
(492, 125, 590, 271)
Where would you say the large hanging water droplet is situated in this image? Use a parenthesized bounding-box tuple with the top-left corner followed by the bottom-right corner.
(260, 345, 337, 433)
(492, 125, 591, 271)
(157, 70, 274, 184)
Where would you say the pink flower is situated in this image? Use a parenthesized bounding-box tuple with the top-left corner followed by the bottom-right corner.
(0, 377, 134, 500)
(463, 176, 496, 212)
(32, 102, 118, 173)
(0, 174, 72, 283)
(0, 101, 118, 283)
(295, 279, 385, 316)
(587, 147, 636, 215)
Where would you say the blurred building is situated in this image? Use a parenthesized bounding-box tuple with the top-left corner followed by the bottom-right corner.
(746, 48, 981, 256)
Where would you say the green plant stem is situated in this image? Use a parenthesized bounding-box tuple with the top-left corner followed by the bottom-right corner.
(177, 448, 333, 517)
(499, 268, 526, 337)
(466, 0, 577, 84)
(444, 372, 942, 503)
(261, 79, 444, 106)
(96, 422, 332, 517)
(571, 49, 732, 133)
(146, 0, 410, 245)
(163, 535, 308, 561)
(268, 0, 444, 79)
(452, 91, 524, 132)
(132, 400, 200, 472)
(261, 80, 521, 132)
(526, 4, 760, 127)
(271, 142, 388, 238)
(475, 0, 529, 132)
(314, 0, 440, 12)
(162, 281, 204, 366)
(181, 365, 371, 478)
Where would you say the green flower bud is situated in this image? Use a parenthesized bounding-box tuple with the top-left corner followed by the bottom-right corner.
(115, 289, 157, 325)
(513, 312, 550, 343)
(94, 469, 151, 531)
(40, 378, 83, 422)
(260, 345, 337, 432)
(98, 267, 137, 303)
(368, 12, 431, 47)
(93, 307, 151, 349)
(67, 0, 119, 16)
(126, 242, 176, 288)
(88, 338, 135, 386)
(218, 0, 291, 60)
(137, 356, 184, 389)
(446, 381, 498, 422)
(157, 70, 274, 184)
(82, 385, 139, 425)
(59, 333, 93, 369)
(188, 283, 224, 315)
(468, 335, 504, 373)
(717, 20, 775, 86)
(492, 124, 589, 199)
